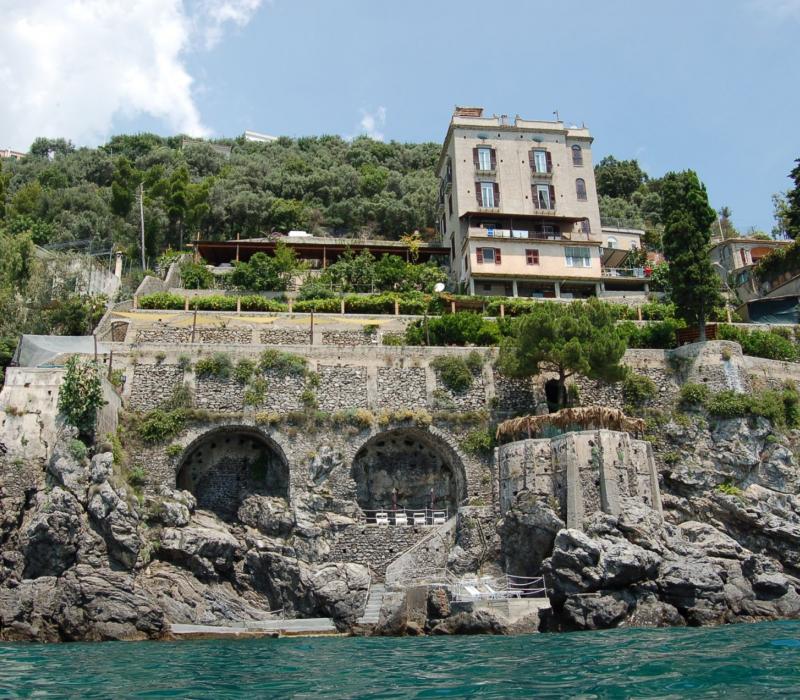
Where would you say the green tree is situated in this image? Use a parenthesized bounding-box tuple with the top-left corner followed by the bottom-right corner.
(498, 300, 627, 409)
(57, 356, 105, 439)
(661, 170, 721, 341)
(110, 156, 140, 218)
(180, 258, 214, 289)
(785, 159, 800, 240)
(595, 156, 647, 200)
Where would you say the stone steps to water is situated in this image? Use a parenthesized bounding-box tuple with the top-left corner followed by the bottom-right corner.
(357, 583, 385, 625)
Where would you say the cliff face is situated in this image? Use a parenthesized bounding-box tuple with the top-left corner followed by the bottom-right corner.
(519, 416, 800, 630)
(0, 431, 370, 641)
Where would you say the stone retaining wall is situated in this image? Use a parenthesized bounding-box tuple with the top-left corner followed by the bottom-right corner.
(322, 330, 378, 346)
(135, 328, 192, 344)
(260, 328, 312, 345)
(195, 377, 245, 412)
(316, 366, 368, 412)
(128, 365, 185, 411)
(196, 328, 252, 345)
(377, 367, 427, 409)
(328, 525, 429, 577)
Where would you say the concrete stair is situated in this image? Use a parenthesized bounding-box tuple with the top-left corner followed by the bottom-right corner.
(357, 583, 385, 625)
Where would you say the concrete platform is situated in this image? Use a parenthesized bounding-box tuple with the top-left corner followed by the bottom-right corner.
(170, 618, 342, 639)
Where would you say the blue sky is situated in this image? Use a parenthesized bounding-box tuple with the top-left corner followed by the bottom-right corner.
(4, 0, 800, 232)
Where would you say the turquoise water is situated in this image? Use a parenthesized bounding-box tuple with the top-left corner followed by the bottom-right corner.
(1, 621, 799, 698)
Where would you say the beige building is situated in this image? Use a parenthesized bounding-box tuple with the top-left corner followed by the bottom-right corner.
(710, 237, 791, 302)
(436, 107, 648, 298)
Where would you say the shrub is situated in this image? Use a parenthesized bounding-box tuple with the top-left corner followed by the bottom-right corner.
(109, 368, 125, 389)
(301, 387, 318, 409)
(244, 377, 268, 406)
(194, 352, 232, 379)
(165, 443, 183, 458)
(680, 383, 709, 406)
(177, 354, 192, 371)
(180, 259, 214, 290)
(704, 390, 750, 418)
(618, 319, 685, 349)
(238, 295, 289, 312)
(259, 349, 307, 376)
(431, 356, 474, 392)
(127, 465, 147, 488)
(623, 373, 657, 406)
(254, 411, 280, 426)
(58, 357, 105, 438)
(406, 312, 501, 347)
(154, 351, 167, 365)
(190, 295, 237, 311)
(106, 432, 125, 466)
(465, 350, 484, 373)
(233, 358, 256, 383)
(68, 438, 88, 461)
(462, 428, 495, 455)
(717, 325, 799, 362)
(716, 481, 743, 497)
(138, 409, 186, 443)
(138, 292, 184, 310)
(163, 383, 193, 410)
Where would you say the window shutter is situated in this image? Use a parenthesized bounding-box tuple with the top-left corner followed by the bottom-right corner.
(493, 182, 500, 208)
(476, 248, 484, 264)
(473, 148, 479, 167)
(475, 182, 483, 207)
(495, 248, 502, 264)
(545, 151, 553, 172)
(549, 185, 556, 208)
(490, 149, 497, 170)
(529, 149, 536, 171)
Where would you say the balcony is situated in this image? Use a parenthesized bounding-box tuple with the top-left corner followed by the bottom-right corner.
(601, 266, 649, 279)
(469, 227, 565, 241)
(530, 168, 553, 179)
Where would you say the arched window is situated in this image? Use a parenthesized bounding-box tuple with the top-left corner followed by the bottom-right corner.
(576, 178, 587, 201)
(606, 236, 618, 249)
(571, 144, 583, 166)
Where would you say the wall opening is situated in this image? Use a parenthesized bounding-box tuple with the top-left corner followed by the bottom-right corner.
(544, 379, 561, 411)
(351, 428, 466, 515)
(176, 427, 288, 520)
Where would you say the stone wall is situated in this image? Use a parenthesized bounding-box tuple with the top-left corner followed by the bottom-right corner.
(195, 377, 245, 412)
(574, 365, 679, 414)
(135, 327, 192, 344)
(322, 330, 378, 346)
(260, 328, 311, 345)
(128, 365, 185, 411)
(196, 328, 252, 345)
(497, 430, 661, 528)
(432, 369, 486, 411)
(316, 366, 368, 412)
(377, 368, 427, 409)
(493, 372, 537, 416)
(385, 518, 456, 586)
(327, 525, 429, 577)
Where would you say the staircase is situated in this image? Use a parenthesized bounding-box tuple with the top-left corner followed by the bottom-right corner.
(357, 583, 385, 625)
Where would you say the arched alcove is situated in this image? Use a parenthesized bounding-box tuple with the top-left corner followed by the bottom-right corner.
(351, 428, 467, 514)
(176, 426, 289, 520)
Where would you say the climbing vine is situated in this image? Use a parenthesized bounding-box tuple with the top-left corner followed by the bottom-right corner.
(58, 356, 105, 440)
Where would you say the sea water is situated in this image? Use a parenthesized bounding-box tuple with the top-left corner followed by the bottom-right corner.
(1, 620, 799, 698)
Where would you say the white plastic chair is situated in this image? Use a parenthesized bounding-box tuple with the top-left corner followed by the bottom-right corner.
(432, 511, 446, 525)
(413, 512, 426, 526)
(393, 511, 408, 526)
(375, 511, 389, 525)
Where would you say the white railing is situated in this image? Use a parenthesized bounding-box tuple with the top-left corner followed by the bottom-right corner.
(360, 508, 449, 526)
(602, 266, 648, 279)
(450, 574, 548, 602)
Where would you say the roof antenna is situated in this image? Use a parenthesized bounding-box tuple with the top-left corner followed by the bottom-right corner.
(553, 110, 560, 121)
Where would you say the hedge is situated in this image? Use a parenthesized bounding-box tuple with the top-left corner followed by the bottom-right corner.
(137, 293, 288, 312)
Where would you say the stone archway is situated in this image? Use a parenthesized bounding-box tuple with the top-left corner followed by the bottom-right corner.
(176, 426, 289, 520)
(351, 427, 467, 514)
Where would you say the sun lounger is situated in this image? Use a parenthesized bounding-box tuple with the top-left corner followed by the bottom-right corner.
(375, 511, 389, 525)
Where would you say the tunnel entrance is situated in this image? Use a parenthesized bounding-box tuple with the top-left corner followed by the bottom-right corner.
(176, 427, 289, 520)
(351, 428, 466, 517)
(544, 379, 561, 412)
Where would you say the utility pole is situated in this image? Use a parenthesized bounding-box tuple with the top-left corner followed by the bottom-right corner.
(138, 182, 146, 270)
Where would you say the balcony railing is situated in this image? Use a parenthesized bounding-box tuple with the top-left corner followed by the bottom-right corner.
(602, 266, 649, 279)
(469, 227, 565, 241)
(530, 168, 553, 178)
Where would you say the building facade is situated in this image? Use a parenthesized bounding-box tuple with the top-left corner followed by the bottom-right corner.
(436, 107, 647, 299)
(710, 237, 791, 303)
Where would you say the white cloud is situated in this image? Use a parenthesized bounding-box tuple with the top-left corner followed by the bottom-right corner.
(359, 106, 387, 141)
(0, 0, 264, 151)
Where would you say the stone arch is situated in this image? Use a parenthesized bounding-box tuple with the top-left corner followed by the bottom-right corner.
(350, 426, 467, 514)
(176, 425, 289, 520)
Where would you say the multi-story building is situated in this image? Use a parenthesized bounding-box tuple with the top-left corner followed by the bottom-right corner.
(436, 107, 648, 299)
(710, 237, 791, 302)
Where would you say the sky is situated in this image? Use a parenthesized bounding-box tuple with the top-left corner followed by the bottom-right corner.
(2, 0, 799, 233)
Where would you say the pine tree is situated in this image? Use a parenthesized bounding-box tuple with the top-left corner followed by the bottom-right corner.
(786, 159, 800, 240)
(661, 171, 720, 341)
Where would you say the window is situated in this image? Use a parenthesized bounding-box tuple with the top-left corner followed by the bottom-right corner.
(606, 236, 618, 249)
(526, 249, 540, 265)
(534, 184, 555, 209)
(580, 219, 591, 234)
(448, 194, 453, 217)
(576, 178, 587, 201)
(565, 246, 591, 268)
(531, 149, 551, 173)
(572, 144, 583, 166)
(740, 249, 749, 265)
(476, 247, 501, 264)
(476, 181, 499, 208)
(473, 146, 496, 171)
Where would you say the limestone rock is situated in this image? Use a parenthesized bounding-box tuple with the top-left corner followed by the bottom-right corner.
(159, 513, 240, 580)
(87, 481, 141, 569)
(20, 487, 83, 578)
